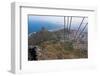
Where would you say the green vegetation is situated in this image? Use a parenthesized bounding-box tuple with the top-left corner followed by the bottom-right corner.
(28, 27, 88, 60)
(37, 41, 88, 60)
(64, 41, 74, 51)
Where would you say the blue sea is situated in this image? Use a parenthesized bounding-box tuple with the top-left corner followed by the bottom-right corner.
(28, 16, 88, 34)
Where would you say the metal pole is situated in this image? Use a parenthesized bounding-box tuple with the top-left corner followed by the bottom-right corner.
(68, 16, 72, 39)
(66, 16, 69, 39)
(64, 16, 66, 42)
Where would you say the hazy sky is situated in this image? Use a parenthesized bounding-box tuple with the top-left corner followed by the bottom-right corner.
(29, 15, 64, 25)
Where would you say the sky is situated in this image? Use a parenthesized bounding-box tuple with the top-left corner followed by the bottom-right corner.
(28, 15, 88, 34)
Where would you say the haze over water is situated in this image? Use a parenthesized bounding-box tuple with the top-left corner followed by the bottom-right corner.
(28, 15, 88, 34)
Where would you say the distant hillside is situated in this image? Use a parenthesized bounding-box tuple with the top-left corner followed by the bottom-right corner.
(28, 27, 87, 46)
(28, 27, 58, 45)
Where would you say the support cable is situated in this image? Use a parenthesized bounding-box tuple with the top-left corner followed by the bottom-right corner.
(74, 17, 85, 41)
(75, 23, 88, 41)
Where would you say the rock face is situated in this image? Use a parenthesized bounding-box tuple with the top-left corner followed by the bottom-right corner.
(28, 46, 38, 61)
(28, 46, 41, 61)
